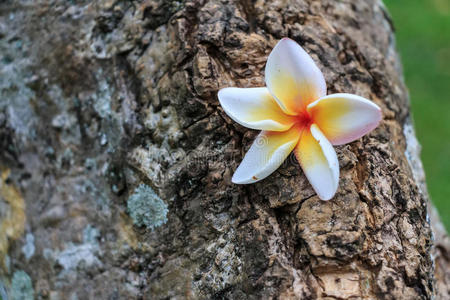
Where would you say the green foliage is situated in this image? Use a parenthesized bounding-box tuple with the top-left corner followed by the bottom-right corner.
(385, 0, 450, 230)
(127, 184, 168, 230)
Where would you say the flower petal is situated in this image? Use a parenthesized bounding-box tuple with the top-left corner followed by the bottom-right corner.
(218, 87, 296, 131)
(265, 38, 326, 115)
(295, 124, 339, 200)
(232, 126, 301, 184)
(307, 93, 382, 145)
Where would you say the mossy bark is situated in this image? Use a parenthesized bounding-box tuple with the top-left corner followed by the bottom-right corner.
(0, 0, 448, 299)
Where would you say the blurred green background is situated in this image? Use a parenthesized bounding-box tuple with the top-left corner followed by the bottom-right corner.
(384, 0, 450, 231)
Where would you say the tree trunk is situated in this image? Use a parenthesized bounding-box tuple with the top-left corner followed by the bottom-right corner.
(0, 0, 448, 299)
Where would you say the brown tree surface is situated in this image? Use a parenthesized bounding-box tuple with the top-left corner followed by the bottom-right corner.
(0, 0, 449, 299)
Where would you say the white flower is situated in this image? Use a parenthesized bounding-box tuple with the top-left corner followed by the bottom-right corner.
(218, 38, 382, 200)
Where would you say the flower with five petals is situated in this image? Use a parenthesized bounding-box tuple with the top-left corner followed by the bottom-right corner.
(218, 38, 382, 200)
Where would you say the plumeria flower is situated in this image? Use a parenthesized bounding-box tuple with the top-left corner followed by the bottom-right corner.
(218, 38, 382, 200)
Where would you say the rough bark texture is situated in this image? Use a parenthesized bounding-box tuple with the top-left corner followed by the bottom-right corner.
(0, 0, 448, 299)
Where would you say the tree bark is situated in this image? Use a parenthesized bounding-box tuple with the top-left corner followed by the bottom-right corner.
(0, 0, 448, 299)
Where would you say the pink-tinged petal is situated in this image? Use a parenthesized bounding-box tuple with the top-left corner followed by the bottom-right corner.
(265, 38, 326, 115)
(307, 93, 382, 145)
(232, 126, 301, 184)
(295, 124, 339, 200)
(218, 87, 296, 131)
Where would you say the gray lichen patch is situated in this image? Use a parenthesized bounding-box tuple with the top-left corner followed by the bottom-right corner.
(90, 69, 129, 154)
(127, 184, 168, 230)
(128, 146, 174, 186)
(44, 225, 102, 272)
(92, 77, 115, 119)
(0, 29, 36, 143)
(192, 230, 243, 295)
(0, 281, 7, 300)
(56, 242, 102, 271)
(21, 233, 35, 261)
(83, 224, 100, 244)
(10, 270, 34, 300)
